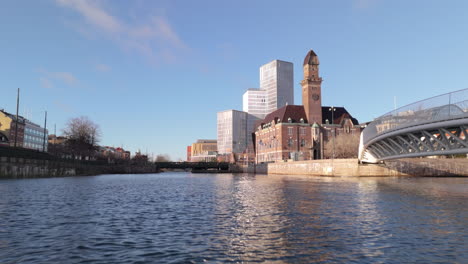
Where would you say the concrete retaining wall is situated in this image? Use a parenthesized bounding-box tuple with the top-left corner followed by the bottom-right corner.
(0, 157, 159, 179)
(234, 158, 468, 177)
(266, 158, 468, 177)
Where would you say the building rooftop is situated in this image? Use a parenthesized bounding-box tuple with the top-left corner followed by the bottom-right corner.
(255, 105, 359, 128)
(196, 139, 217, 143)
(256, 105, 308, 128)
(304, 49, 319, 66)
(322, 106, 359, 125)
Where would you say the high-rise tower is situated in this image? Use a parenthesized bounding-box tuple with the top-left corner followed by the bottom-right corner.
(259, 60, 294, 114)
(301, 50, 323, 124)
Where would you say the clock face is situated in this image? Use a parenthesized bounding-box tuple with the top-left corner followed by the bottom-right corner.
(312, 94, 320, 101)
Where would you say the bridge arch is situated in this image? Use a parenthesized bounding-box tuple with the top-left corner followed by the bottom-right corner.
(359, 88, 468, 163)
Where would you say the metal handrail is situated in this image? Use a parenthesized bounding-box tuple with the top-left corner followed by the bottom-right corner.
(362, 88, 468, 145)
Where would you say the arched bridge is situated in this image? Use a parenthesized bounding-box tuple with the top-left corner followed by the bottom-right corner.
(359, 88, 468, 163)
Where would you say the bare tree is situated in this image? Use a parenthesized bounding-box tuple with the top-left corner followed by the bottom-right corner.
(155, 154, 171, 162)
(62, 116, 101, 160)
(324, 133, 360, 159)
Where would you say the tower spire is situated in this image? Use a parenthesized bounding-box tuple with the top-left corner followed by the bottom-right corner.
(301, 50, 323, 124)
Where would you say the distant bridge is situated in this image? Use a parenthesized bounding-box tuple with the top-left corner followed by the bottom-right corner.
(155, 162, 230, 171)
(359, 88, 468, 163)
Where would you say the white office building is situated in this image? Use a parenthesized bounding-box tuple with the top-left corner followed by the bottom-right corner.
(242, 88, 267, 119)
(217, 110, 258, 154)
(259, 60, 294, 114)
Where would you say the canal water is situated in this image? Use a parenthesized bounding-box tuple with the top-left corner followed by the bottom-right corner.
(1, 173, 467, 263)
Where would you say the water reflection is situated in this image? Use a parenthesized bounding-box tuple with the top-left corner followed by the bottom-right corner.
(0, 174, 466, 263)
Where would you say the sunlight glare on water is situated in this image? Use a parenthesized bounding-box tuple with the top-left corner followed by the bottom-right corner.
(0, 173, 467, 263)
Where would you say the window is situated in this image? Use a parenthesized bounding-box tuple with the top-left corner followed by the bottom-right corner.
(288, 138, 293, 147)
(288, 127, 293, 135)
(300, 127, 306, 135)
(301, 139, 305, 147)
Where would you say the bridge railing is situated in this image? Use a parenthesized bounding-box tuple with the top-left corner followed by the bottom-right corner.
(363, 88, 468, 144)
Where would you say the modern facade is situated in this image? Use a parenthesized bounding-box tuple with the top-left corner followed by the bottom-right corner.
(24, 120, 48, 151)
(190, 139, 218, 162)
(254, 50, 363, 163)
(242, 88, 267, 119)
(260, 60, 294, 114)
(217, 110, 260, 154)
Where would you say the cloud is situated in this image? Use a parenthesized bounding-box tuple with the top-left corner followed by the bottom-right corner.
(50, 71, 78, 85)
(353, 0, 379, 10)
(56, 0, 122, 33)
(54, 100, 74, 113)
(38, 68, 79, 88)
(95, 63, 111, 72)
(40, 77, 54, 89)
(55, 0, 188, 64)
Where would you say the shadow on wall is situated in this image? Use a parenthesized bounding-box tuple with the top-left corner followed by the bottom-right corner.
(381, 158, 468, 177)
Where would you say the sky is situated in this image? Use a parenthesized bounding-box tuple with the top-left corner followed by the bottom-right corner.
(1, 0, 468, 161)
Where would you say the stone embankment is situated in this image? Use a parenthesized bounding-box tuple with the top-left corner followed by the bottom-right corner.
(0, 157, 159, 179)
(233, 158, 468, 177)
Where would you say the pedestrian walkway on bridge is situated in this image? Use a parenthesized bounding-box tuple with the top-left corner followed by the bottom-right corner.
(359, 88, 468, 163)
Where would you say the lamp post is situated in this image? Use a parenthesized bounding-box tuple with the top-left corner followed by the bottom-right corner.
(14, 88, 20, 148)
(329, 106, 336, 160)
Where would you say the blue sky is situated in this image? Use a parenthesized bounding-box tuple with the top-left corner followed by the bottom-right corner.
(1, 0, 468, 160)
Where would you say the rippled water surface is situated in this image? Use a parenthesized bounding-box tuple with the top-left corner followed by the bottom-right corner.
(1, 173, 467, 263)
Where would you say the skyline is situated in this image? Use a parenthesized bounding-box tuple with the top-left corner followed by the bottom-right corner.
(2, 0, 468, 160)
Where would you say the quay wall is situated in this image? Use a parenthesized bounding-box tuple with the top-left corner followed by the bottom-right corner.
(0, 157, 159, 179)
(234, 158, 468, 177)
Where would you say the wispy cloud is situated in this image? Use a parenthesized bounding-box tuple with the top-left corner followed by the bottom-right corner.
(40, 77, 54, 89)
(50, 71, 78, 85)
(55, 0, 188, 64)
(95, 63, 111, 72)
(38, 68, 80, 88)
(54, 100, 74, 113)
(353, 0, 379, 10)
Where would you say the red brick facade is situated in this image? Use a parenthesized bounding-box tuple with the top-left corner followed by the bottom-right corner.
(254, 50, 363, 163)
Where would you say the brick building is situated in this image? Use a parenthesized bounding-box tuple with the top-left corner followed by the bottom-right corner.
(254, 50, 363, 163)
(186, 146, 192, 162)
(0, 131, 9, 146)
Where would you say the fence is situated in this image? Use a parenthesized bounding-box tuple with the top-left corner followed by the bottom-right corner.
(363, 88, 468, 144)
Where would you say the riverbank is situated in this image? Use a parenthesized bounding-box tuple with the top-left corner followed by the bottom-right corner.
(231, 158, 468, 177)
(0, 157, 159, 179)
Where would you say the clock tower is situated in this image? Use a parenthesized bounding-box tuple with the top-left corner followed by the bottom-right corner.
(301, 49, 322, 124)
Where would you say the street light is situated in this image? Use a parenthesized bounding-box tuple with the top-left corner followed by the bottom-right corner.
(329, 106, 336, 160)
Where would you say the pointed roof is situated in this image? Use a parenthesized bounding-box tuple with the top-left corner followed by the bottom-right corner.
(321, 106, 359, 125)
(303, 49, 319, 66)
(255, 105, 308, 128)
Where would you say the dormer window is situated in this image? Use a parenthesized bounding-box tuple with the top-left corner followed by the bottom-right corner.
(325, 119, 329, 124)
(300, 118, 304, 123)
(288, 117, 292, 123)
